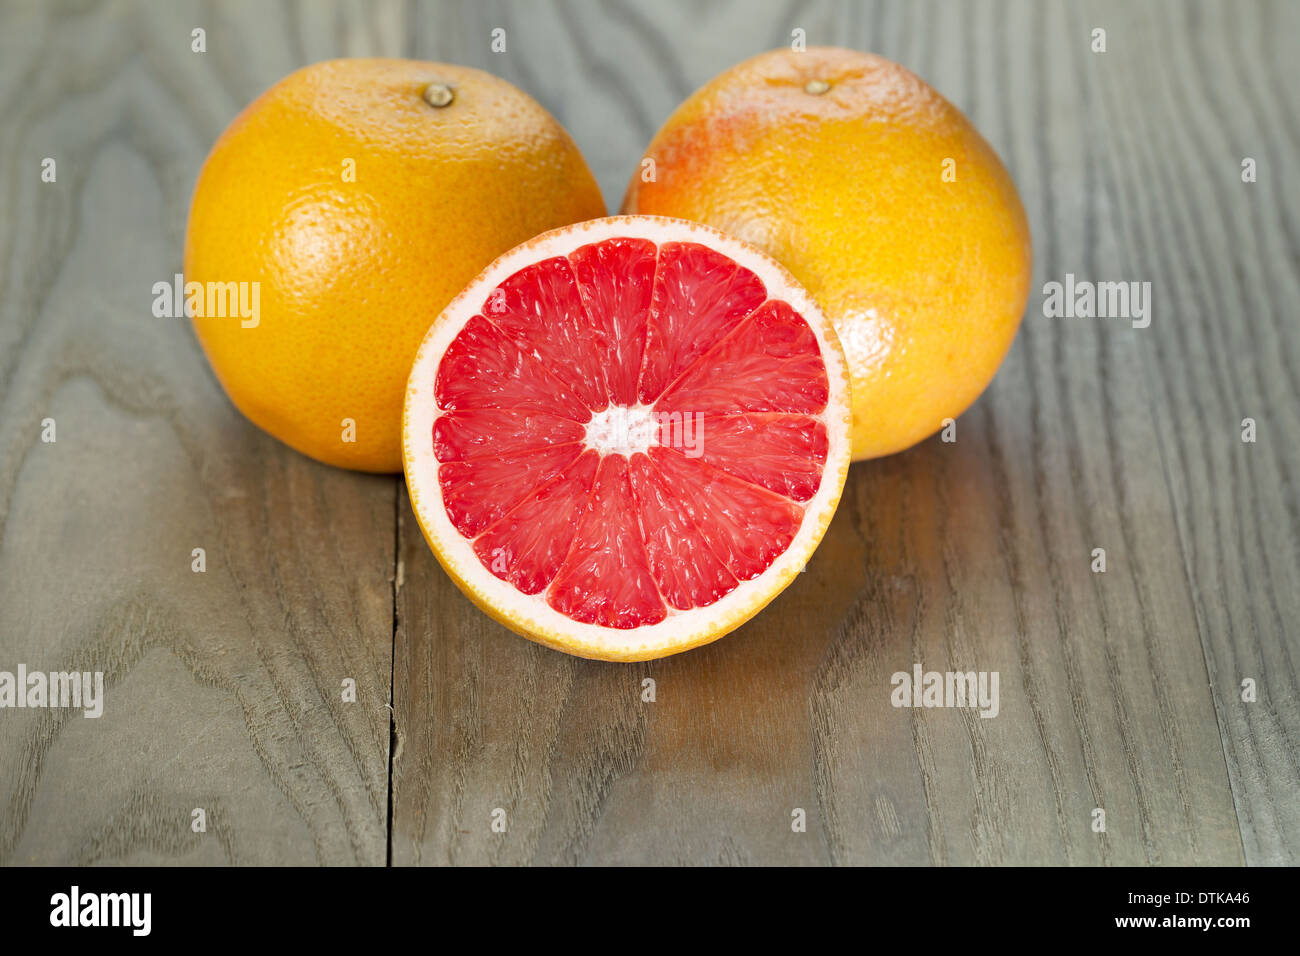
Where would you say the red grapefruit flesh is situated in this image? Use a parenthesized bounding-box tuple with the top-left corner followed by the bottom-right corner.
(403, 216, 851, 661)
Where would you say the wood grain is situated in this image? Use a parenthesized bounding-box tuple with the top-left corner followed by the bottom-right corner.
(1073, 0, 1300, 864)
(0, 0, 401, 865)
(0, 0, 1294, 866)
(388, 0, 1286, 865)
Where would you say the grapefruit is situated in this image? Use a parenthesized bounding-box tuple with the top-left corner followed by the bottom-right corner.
(621, 47, 1033, 461)
(403, 216, 852, 661)
(185, 58, 605, 472)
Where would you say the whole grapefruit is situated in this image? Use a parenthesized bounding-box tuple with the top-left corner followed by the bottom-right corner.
(622, 47, 1032, 461)
(185, 58, 605, 472)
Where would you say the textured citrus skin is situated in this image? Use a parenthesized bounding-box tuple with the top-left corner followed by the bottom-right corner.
(186, 59, 606, 472)
(622, 47, 1032, 461)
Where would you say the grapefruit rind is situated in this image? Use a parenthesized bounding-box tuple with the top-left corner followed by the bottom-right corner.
(403, 216, 852, 662)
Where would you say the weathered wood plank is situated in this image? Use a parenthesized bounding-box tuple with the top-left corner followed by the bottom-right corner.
(4, 0, 1293, 868)
(0, 0, 402, 865)
(390, 0, 1255, 865)
(1074, 0, 1300, 864)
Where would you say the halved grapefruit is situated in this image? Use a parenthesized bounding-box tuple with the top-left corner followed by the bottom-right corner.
(403, 216, 852, 661)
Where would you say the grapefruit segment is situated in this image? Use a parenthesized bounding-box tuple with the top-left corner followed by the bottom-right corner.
(404, 216, 852, 661)
(434, 407, 586, 461)
(656, 300, 830, 415)
(569, 238, 657, 407)
(482, 257, 611, 412)
(627, 453, 740, 610)
(435, 315, 590, 421)
(648, 447, 802, 582)
(637, 242, 767, 403)
(547, 455, 668, 629)
(438, 441, 584, 538)
(473, 451, 600, 595)
(687, 414, 828, 502)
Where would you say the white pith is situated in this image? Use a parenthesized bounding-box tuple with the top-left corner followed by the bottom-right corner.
(402, 216, 853, 661)
(584, 404, 659, 456)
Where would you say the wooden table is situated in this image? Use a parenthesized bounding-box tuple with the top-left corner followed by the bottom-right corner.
(1, 0, 1295, 866)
